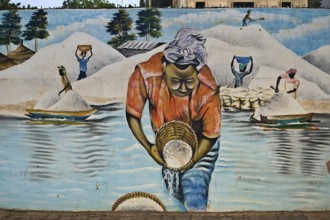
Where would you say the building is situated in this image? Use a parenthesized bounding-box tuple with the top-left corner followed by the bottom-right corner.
(172, 0, 308, 8)
(321, 0, 330, 7)
(117, 41, 165, 57)
(0, 53, 17, 71)
(6, 41, 35, 65)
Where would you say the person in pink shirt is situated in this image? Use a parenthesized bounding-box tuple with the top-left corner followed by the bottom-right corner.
(274, 68, 300, 98)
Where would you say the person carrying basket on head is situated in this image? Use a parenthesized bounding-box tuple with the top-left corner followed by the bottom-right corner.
(75, 46, 93, 80)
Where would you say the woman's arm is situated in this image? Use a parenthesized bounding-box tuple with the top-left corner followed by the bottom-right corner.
(126, 112, 165, 166)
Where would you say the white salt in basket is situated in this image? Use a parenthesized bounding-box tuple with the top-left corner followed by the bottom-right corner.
(155, 121, 198, 171)
(112, 191, 166, 211)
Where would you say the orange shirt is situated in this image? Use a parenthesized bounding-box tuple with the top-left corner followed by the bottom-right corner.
(126, 52, 221, 139)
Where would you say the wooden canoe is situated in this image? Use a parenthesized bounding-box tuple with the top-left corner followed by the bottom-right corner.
(25, 109, 97, 121)
(260, 112, 314, 124)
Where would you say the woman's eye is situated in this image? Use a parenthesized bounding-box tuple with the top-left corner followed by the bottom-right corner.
(172, 79, 181, 83)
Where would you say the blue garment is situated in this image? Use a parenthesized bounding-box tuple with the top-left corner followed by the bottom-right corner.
(77, 70, 86, 80)
(77, 57, 89, 72)
(242, 20, 248, 27)
(162, 138, 220, 211)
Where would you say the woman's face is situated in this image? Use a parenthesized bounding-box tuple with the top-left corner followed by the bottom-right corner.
(164, 63, 199, 97)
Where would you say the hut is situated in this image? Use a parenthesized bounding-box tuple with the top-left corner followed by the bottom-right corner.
(0, 53, 17, 71)
(117, 41, 165, 57)
(7, 41, 35, 64)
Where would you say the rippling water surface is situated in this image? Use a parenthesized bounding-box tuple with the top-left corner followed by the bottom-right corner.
(0, 104, 329, 211)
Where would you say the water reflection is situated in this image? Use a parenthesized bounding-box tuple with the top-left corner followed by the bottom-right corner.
(0, 110, 329, 211)
(22, 104, 125, 180)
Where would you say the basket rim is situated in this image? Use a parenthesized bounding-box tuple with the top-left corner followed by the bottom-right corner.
(112, 191, 166, 211)
(155, 120, 198, 171)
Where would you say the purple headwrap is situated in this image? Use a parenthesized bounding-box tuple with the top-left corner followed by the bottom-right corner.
(286, 68, 297, 74)
(164, 28, 207, 70)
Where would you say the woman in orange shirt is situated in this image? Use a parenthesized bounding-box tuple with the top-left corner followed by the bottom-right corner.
(126, 29, 221, 211)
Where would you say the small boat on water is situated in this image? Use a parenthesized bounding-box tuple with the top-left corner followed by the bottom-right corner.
(25, 109, 97, 121)
(259, 112, 314, 124)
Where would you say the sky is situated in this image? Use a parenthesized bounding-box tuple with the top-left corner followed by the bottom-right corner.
(11, 0, 140, 8)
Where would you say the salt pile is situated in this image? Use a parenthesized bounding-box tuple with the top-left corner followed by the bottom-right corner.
(114, 197, 164, 211)
(163, 140, 193, 169)
(48, 90, 92, 111)
(34, 90, 61, 110)
(253, 92, 306, 121)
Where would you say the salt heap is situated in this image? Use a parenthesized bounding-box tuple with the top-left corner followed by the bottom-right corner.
(114, 197, 164, 211)
(163, 140, 193, 169)
(34, 90, 61, 110)
(34, 89, 92, 112)
(48, 90, 92, 111)
(252, 92, 306, 121)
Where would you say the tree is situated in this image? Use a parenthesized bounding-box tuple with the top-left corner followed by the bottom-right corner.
(135, 8, 162, 41)
(0, 0, 20, 10)
(22, 9, 49, 52)
(105, 9, 136, 48)
(308, 0, 321, 7)
(62, 0, 115, 9)
(0, 10, 22, 53)
(139, 0, 146, 7)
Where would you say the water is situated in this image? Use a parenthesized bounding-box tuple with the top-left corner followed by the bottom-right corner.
(0, 104, 329, 211)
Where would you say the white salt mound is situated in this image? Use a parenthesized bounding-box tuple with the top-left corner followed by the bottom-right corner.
(163, 140, 193, 169)
(34, 90, 61, 110)
(48, 90, 92, 111)
(253, 92, 306, 121)
(115, 197, 164, 211)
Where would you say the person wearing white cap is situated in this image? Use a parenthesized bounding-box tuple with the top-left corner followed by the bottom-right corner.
(126, 28, 221, 211)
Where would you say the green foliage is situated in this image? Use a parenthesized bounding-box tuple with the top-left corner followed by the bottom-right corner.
(106, 9, 136, 48)
(22, 9, 49, 51)
(0, 10, 22, 52)
(135, 8, 162, 41)
(308, 0, 321, 7)
(108, 33, 136, 48)
(62, 0, 116, 9)
(150, 0, 172, 7)
(139, 0, 146, 7)
(0, 0, 20, 10)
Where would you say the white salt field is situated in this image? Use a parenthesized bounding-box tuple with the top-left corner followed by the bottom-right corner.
(0, 104, 329, 212)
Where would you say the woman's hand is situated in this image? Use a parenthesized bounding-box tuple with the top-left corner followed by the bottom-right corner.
(149, 144, 166, 166)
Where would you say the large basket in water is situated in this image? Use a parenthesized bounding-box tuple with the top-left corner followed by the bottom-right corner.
(112, 191, 166, 211)
(155, 121, 198, 171)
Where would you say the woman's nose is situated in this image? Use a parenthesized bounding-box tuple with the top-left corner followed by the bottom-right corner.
(179, 82, 187, 92)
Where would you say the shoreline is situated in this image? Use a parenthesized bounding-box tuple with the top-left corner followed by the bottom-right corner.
(1, 98, 330, 119)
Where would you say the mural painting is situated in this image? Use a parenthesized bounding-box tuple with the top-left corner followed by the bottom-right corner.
(0, 7, 329, 212)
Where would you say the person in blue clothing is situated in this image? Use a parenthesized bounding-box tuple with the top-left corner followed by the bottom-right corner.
(75, 46, 93, 80)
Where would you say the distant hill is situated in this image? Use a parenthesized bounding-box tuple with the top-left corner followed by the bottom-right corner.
(1, 26, 330, 117)
(302, 45, 330, 74)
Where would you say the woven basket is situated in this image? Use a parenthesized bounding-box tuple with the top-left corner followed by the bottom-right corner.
(112, 191, 166, 211)
(77, 45, 92, 52)
(155, 121, 198, 171)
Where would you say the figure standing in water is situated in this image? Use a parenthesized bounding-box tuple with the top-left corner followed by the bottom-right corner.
(274, 68, 300, 99)
(231, 55, 253, 88)
(57, 65, 72, 96)
(75, 46, 93, 80)
(126, 28, 221, 211)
